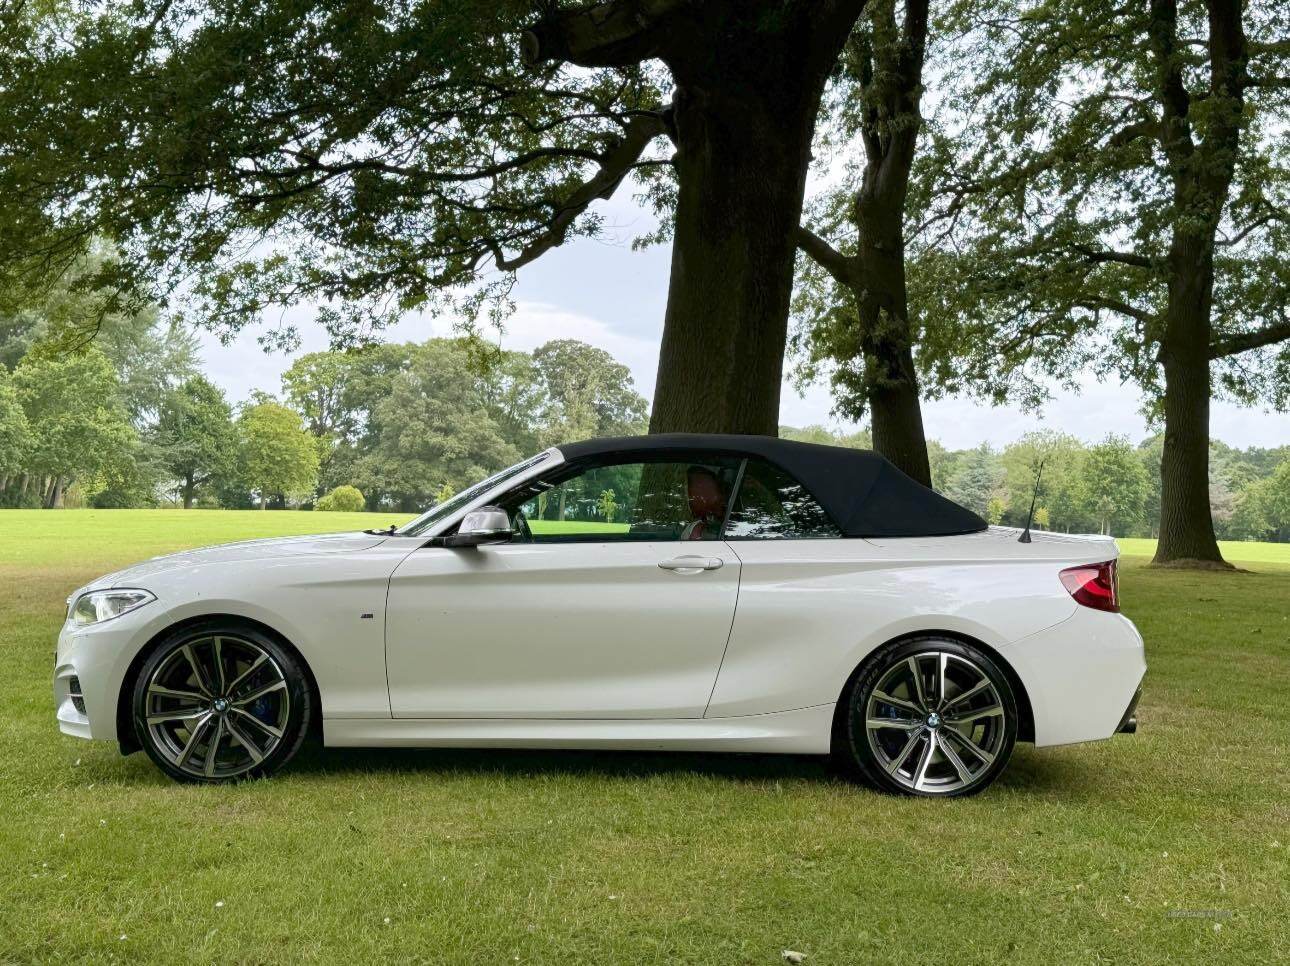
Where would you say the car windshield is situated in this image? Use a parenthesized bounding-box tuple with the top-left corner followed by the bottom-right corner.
(396, 450, 554, 537)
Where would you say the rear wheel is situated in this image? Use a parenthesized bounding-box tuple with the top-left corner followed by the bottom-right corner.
(837, 637, 1017, 797)
(132, 623, 312, 783)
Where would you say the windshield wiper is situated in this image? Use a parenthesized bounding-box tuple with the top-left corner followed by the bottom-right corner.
(363, 524, 399, 536)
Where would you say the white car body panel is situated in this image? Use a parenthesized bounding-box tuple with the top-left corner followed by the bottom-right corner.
(385, 541, 740, 718)
(54, 439, 1146, 761)
(708, 534, 1077, 717)
(324, 705, 835, 754)
(1003, 605, 1144, 746)
(55, 535, 421, 738)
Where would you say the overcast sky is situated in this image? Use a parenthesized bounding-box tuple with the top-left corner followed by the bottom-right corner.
(197, 196, 1289, 451)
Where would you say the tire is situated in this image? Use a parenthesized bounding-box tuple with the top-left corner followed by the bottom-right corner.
(131, 621, 312, 784)
(835, 636, 1017, 797)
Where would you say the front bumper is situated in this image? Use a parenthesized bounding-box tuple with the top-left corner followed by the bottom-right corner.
(53, 605, 156, 742)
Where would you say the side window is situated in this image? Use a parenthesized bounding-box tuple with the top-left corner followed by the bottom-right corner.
(508, 458, 741, 543)
(724, 459, 840, 540)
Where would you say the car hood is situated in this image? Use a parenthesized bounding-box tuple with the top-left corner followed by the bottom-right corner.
(87, 532, 391, 590)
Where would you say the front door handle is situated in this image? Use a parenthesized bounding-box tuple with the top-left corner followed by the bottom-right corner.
(658, 555, 724, 573)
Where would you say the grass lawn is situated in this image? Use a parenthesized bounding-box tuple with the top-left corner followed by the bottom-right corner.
(528, 519, 629, 536)
(1, 511, 1287, 964)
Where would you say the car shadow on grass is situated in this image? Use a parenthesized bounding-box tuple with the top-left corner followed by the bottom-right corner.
(270, 740, 1098, 797)
(288, 741, 837, 784)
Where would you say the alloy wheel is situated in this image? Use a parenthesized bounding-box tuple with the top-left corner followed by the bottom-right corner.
(863, 650, 1009, 795)
(142, 634, 291, 780)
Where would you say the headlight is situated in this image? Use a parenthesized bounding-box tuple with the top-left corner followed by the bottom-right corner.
(70, 589, 156, 626)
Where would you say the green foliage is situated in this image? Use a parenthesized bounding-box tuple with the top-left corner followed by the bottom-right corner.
(531, 340, 649, 446)
(84, 443, 164, 509)
(11, 348, 136, 495)
(944, 443, 1005, 517)
(910, 0, 1290, 408)
(985, 496, 1006, 526)
(152, 376, 237, 507)
(0, 1, 666, 347)
(281, 337, 649, 512)
(315, 485, 366, 513)
(354, 340, 523, 511)
(0, 369, 32, 477)
(780, 425, 874, 449)
(789, 0, 931, 421)
(0, 243, 197, 419)
(922, 430, 1289, 540)
(997, 431, 1086, 530)
(1233, 460, 1290, 542)
(282, 345, 413, 441)
(1081, 437, 1151, 536)
(237, 402, 320, 507)
(597, 488, 619, 524)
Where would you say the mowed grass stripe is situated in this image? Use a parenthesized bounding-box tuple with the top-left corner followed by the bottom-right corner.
(0, 511, 1286, 964)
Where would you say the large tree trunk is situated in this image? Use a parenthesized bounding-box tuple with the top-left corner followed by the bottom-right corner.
(855, 190, 931, 485)
(856, 0, 931, 486)
(866, 343, 931, 485)
(1143, 0, 1245, 568)
(525, 1, 865, 437)
(648, 6, 856, 436)
(791, 0, 932, 483)
(182, 474, 196, 510)
(649, 86, 820, 435)
(1153, 237, 1227, 567)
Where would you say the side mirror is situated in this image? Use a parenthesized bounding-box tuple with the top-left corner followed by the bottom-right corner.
(438, 506, 513, 548)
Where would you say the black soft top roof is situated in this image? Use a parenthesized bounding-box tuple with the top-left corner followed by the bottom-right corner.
(556, 434, 987, 538)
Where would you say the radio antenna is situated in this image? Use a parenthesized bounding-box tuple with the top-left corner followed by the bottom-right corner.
(1018, 458, 1046, 544)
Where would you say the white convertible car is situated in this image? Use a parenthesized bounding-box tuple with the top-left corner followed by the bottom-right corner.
(55, 434, 1144, 796)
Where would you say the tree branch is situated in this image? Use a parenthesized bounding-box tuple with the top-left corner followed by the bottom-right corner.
(1249, 40, 1290, 56)
(1217, 206, 1286, 246)
(1075, 298, 1156, 326)
(521, 0, 689, 68)
(795, 227, 855, 287)
(1072, 244, 1154, 269)
(1209, 322, 1290, 358)
(488, 111, 669, 272)
(1147, 0, 1197, 170)
(1108, 118, 1162, 147)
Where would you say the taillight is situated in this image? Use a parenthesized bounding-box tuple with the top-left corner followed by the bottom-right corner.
(1059, 560, 1119, 613)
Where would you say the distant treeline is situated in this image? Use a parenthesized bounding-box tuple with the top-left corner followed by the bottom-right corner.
(0, 304, 1286, 539)
(0, 295, 648, 513)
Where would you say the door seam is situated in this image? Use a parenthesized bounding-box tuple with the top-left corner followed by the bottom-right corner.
(702, 540, 744, 717)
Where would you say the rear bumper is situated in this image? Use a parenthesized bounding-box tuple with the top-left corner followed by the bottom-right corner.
(1117, 685, 1142, 734)
(1003, 606, 1146, 747)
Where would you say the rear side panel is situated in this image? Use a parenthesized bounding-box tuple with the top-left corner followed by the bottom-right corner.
(1002, 607, 1145, 746)
(706, 531, 1100, 718)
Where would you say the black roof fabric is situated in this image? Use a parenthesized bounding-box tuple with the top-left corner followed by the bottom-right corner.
(556, 434, 987, 538)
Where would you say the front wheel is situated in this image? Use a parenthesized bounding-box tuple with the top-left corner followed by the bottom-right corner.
(132, 622, 312, 783)
(837, 637, 1018, 797)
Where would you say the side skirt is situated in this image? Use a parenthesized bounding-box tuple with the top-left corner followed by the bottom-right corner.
(323, 705, 835, 755)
